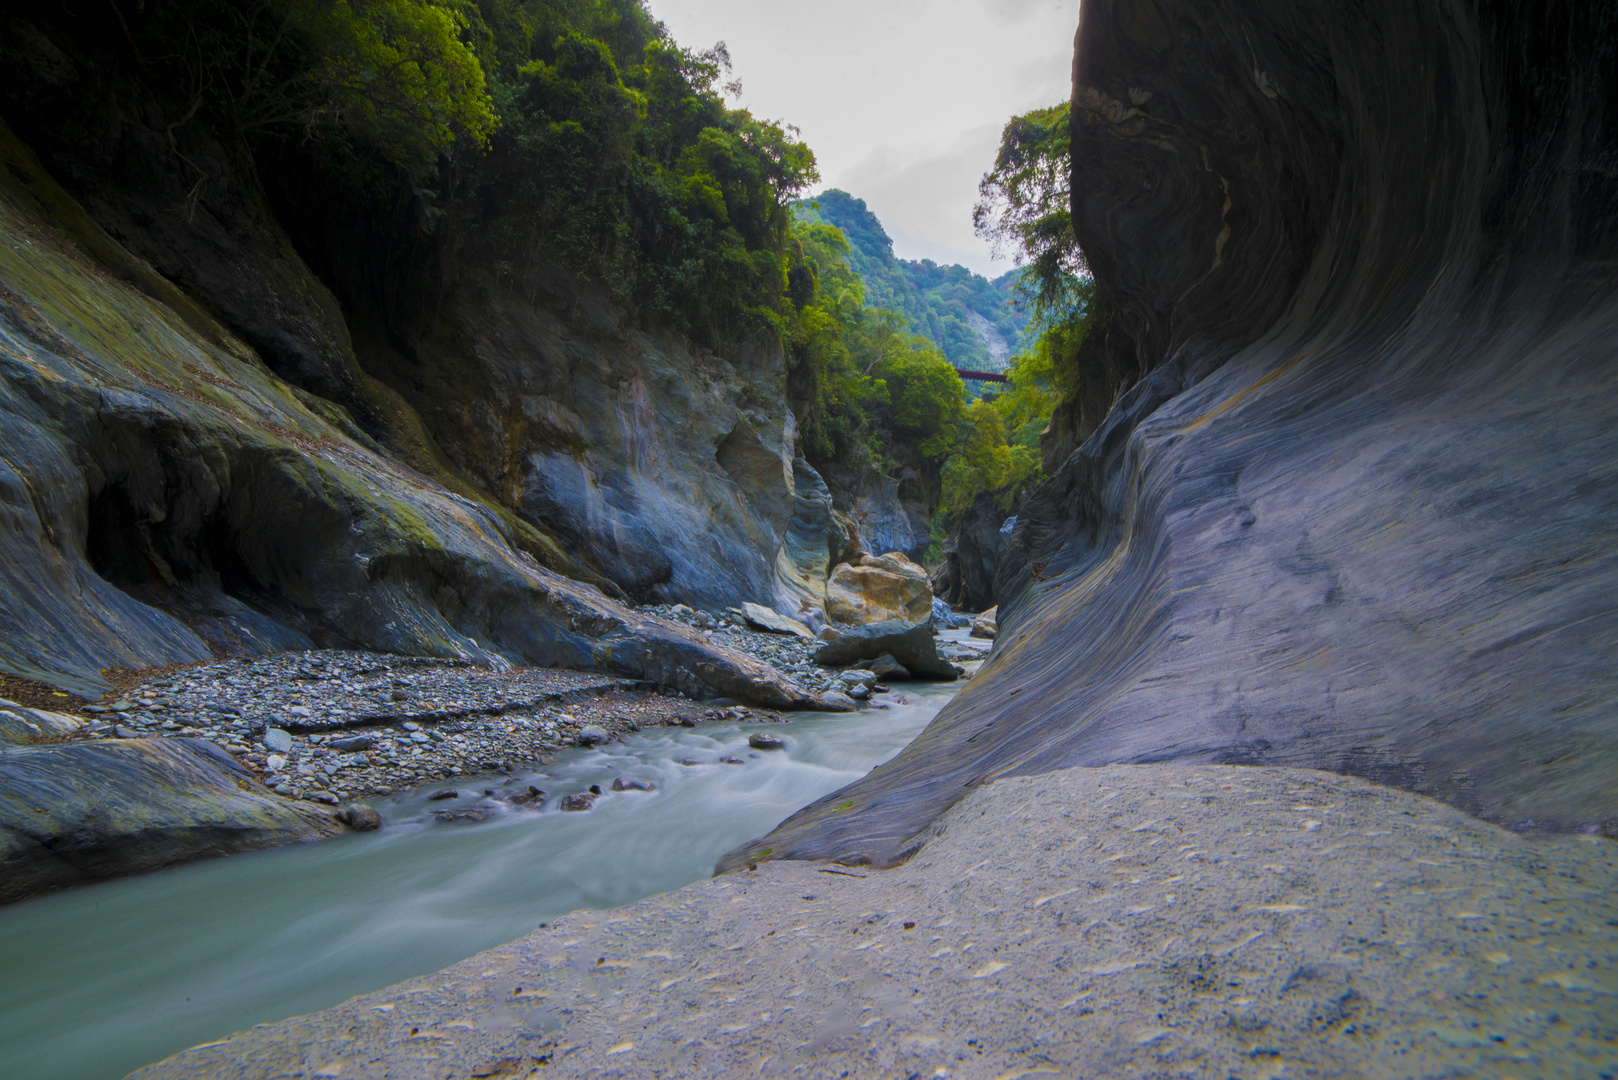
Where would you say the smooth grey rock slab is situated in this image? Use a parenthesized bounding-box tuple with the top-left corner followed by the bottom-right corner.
(740, 602, 812, 639)
(131, 766, 1618, 1080)
(0, 737, 343, 903)
(813, 620, 956, 681)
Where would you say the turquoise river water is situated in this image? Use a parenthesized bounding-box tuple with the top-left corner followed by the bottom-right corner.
(0, 671, 966, 1079)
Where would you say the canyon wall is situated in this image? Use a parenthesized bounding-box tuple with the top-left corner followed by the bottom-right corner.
(0, 10, 813, 616)
(0, 11, 861, 699)
(0, 117, 827, 708)
(730, 0, 1618, 867)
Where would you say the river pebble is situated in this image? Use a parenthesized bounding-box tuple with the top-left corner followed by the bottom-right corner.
(46, 650, 789, 805)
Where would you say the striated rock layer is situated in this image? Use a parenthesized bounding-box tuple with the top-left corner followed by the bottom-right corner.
(0, 119, 827, 711)
(730, 0, 1618, 868)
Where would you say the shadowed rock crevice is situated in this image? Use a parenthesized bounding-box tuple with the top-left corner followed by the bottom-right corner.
(725, 0, 1618, 870)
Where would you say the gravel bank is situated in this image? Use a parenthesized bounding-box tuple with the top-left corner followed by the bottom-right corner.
(131, 764, 1618, 1079)
(22, 608, 977, 807)
(43, 649, 785, 805)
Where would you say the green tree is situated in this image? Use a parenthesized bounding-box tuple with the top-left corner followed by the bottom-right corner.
(973, 102, 1084, 321)
(292, 0, 497, 167)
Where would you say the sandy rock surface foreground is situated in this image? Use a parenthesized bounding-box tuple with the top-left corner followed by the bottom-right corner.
(134, 765, 1618, 1079)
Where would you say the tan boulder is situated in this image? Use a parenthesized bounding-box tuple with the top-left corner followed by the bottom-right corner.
(970, 606, 998, 640)
(825, 552, 934, 626)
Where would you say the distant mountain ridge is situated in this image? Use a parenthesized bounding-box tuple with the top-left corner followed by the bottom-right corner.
(791, 190, 1029, 372)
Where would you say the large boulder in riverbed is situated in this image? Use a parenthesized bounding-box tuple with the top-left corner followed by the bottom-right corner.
(814, 620, 957, 681)
(970, 607, 998, 640)
(825, 553, 933, 626)
(0, 737, 345, 903)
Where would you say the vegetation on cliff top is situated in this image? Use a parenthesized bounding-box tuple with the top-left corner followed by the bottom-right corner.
(117, 0, 817, 343)
(783, 96, 1090, 537)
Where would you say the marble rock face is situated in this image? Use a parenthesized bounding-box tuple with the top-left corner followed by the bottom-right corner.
(0, 737, 345, 902)
(731, 0, 1618, 869)
(824, 552, 934, 627)
(844, 466, 927, 563)
(932, 491, 1018, 613)
(771, 458, 860, 628)
(0, 700, 85, 746)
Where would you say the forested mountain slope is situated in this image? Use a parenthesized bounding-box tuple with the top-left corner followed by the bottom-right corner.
(793, 189, 1028, 371)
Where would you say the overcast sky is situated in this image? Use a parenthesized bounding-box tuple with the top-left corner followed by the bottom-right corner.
(643, 0, 1080, 278)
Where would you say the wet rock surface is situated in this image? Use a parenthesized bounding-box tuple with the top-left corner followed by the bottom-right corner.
(0, 737, 343, 903)
(132, 765, 1618, 1080)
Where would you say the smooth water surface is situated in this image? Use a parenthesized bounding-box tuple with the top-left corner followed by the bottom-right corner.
(0, 677, 967, 1080)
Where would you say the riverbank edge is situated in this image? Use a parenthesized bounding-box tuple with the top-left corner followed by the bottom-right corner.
(0, 614, 981, 906)
(127, 763, 1618, 1080)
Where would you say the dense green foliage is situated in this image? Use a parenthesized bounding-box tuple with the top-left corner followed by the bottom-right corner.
(784, 139, 1093, 533)
(787, 221, 967, 472)
(793, 191, 1029, 372)
(122, 0, 817, 342)
(925, 99, 1096, 526)
(974, 101, 1086, 320)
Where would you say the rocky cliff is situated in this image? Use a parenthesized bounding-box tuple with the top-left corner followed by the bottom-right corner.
(0, 11, 856, 703)
(0, 9, 813, 616)
(728, 0, 1618, 868)
(0, 111, 829, 709)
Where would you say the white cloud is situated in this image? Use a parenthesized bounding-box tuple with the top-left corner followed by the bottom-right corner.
(838, 124, 1007, 275)
(644, 0, 1079, 275)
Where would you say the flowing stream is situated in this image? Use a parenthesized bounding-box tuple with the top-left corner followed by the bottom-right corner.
(0, 667, 970, 1080)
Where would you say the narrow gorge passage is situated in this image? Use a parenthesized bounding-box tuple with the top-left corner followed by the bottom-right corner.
(2, 0, 1616, 1076)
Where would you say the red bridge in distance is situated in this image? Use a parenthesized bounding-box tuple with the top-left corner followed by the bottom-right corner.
(954, 368, 1008, 384)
